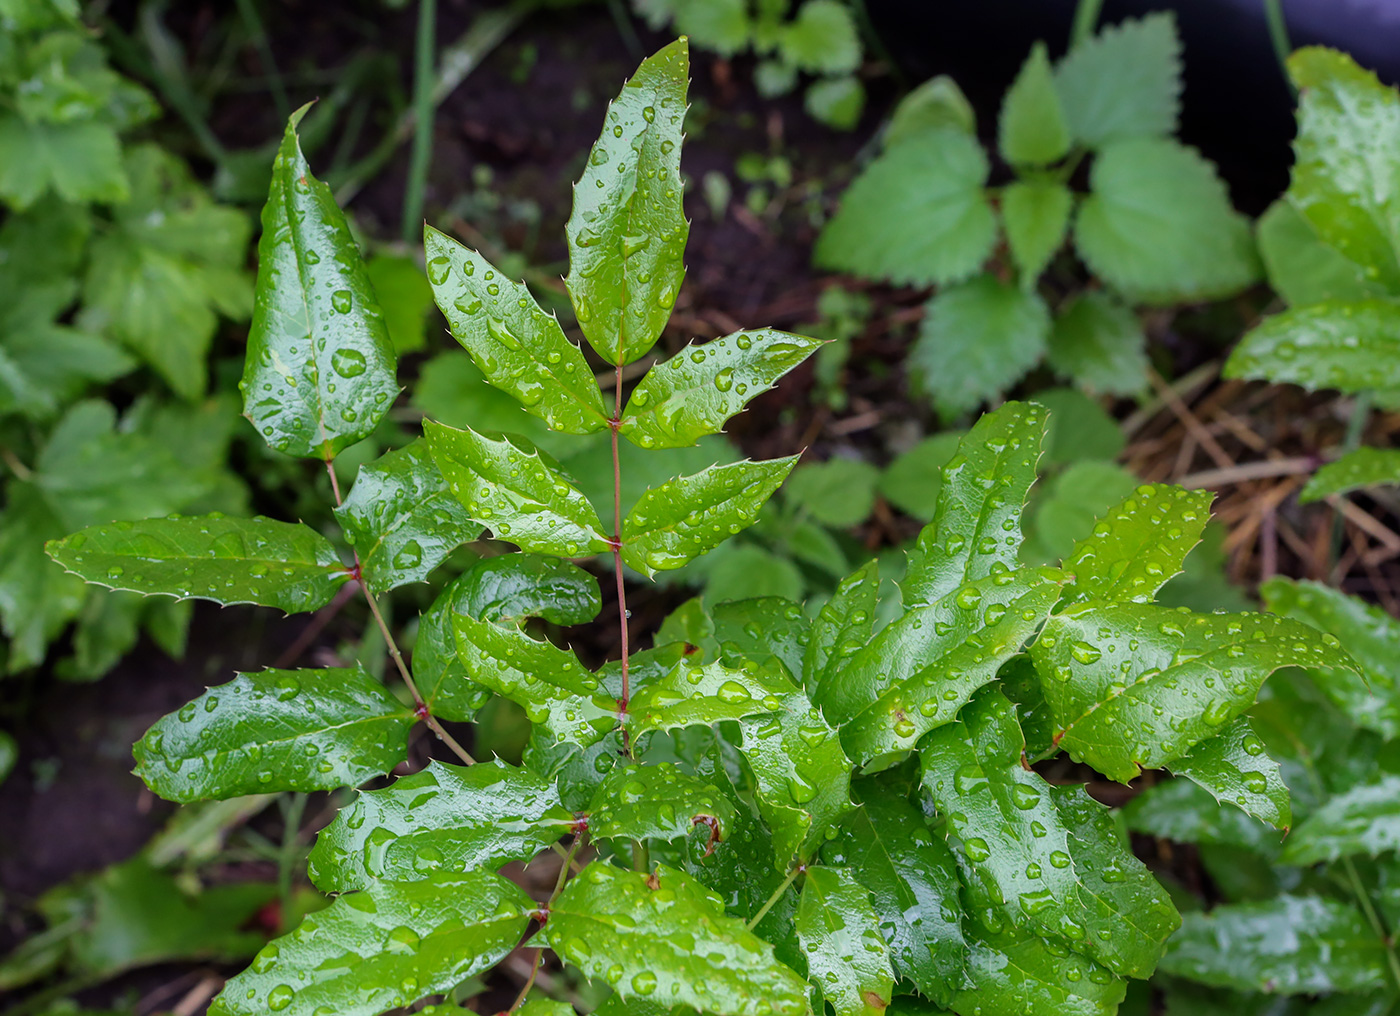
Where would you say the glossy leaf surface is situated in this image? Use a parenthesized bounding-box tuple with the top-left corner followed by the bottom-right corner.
(566, 40, 689, 365)
(620, 329, 823, 450)
(587, 763, 736, 843)
(240, 108, 397, 459)
(796, 866, 894, 1016)
(1301, 447, 1400, 503)
(1225, 300, 1400, 394)
(999, 42, 1070, 167)
(542, 863, 810, 1016)
(423, 225, 608, 434)
(1282, 775, 1400, 863)
(620, 456, 798, 577)
(307, 760, 574, 892)
(805, 559, 879, 699)
(47, 514, 350, 613)
(425, 421, 611, 556)
(1169, 717, 1291, 830)
(208, 872, 533, 1016)
(627, 658, 792, 735)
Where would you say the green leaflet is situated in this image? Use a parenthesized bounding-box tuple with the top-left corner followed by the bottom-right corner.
(627, 658, 793, 736)
(1060, 483, 1213, 605)
(619, 329, 824, 450)
(0, 115, 127, 209)
(542, 863, 810, 1016)
(796, 866, 894, 1016)
(566, 39, 689, 366)
(998, 42, 1070, 167)
(1073, 138, 1259, 305)
(423, 225, 608, 434)
(306, 760, 575, 892)
(240, 107, 398, 459)
(334, 439, 480, 592)
(133, 667, 413, 803)
(514, 1001, 576, 1016)
(713, 596, 810, 682)
(821, 795, 969, 1005)
(1031, 602, 1355, 782)
(885, 75, 977, 145)
(1001, 180, 1073, 285)
(424, 421, 612, 557)
(586, 763, 736, 843)
(1281, 774, 1400, 864)
(1261, 577, 1400, 739)
(1046, 291, 1148, 397)
(46, 514, 351, 613)
(902, 401, 1046, 609)
(1169, 717, 1292, 830)
(804, 559, 879, 697)
(780, 0, 860, 75)
(620, 456, 798, 577)
(1160, 895, 1390, 995)
(1053, 12, 1181, 148)
(1123, 778, 1283, 853)
(1301, 447, 1400, 502)
(1287, 48, 1400, 291)
(1256, 199, 1386, 308)
(814, 129, 996, 288)
(837, 569, 1064, 761)
(1225, 300, 1400, 393)
(208, 872, 534, 1016)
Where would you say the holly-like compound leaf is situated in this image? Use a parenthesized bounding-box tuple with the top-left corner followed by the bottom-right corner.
(1053, 12, 1182, 148)
(620, 456, 798, 577)
(796, 866, 894, 1016)
(586, 763, 736, 843)
(902, 401, 1047, 609)
(541, 863, 809, 1016)
(619, 329, 823, 450)
(1168, 717, 1291, 830)
(1031, 602, 1356, 782)
(814, 129, 996, 288)
(1123, 778, 1281, 853)
(909, 275, 1051, 416)
(1301, 447, 1400, 503)
(999, 42, 1070, 167)
(566, 39, 689, 366)
(1261, 577, 1400, 739)
(240, 106, 397, 459)
(307, 760, 575, 892)
(1160, 895, 1390, 995)
(208, 872, 534, 1016)
(46, 514, 351, 613)
(423, 225, 608, 434)
(1256, 199, 1386, 308)
(627, 658, 790, 733)
(804, 559, 879, 697)
(835, 568, 1064, 762)
(712, 596, 810, 683)
(1281, 774, 1400, 864)
(1060, 484, 1212, 605)
(333, 439, 479, 592)
(1046, 292, 1148, 397)
(821, 795, 969, 1005)
(1225, 300, 1400, 395)
(425, 421, 611, 557)
(133, 667, 413, 803)
(1002, 180, 1072, 286)
(1074, 138, 1259, 305)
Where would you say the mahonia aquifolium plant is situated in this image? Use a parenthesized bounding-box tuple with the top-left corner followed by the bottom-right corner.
(46, 39, 1360, 1016)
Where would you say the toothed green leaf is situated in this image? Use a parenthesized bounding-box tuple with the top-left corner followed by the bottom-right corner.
(1046, 291, 1148, 396)
(1053, 12, 1182, 147)
(796, 866, 894, 1016)
(1301, 447, 1400, 503)
(1281, 774, 1400, 864)
(804, 559, 879, 696)
(999, 43, 1070, 167)
(1002, 180, 1072, 285)
(1169, 718, 1291, 830)
(1225, 299, 1400, 394)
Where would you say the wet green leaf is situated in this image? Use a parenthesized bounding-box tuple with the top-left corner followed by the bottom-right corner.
(620, 328, 822, 449)
(1002, 180, 1072, 285)
(620, 456, 798, 577)
(425, 421, 611, 557)
(1170, 718, 1291, 830)
(542, 863, 809, 1016)
(307, 759, 574, 892)
(424, 225, 608, 434)
(804, 559, 878, 695)
(1123, 777, 1283, 852)
(240, 106, 398, 459)
(1046, 292, 1148, 397)
(587, 763, 736, 843)
(712, 596, 809, 682)
(796, 866, 894, 1016)
(566, 39, 689, 366)
(133, 667, 413, 803)
(208, 872, 534, 1016)
(1282, 774, 1400, 864)
(1053, 12, 1181, 148)
(47, 514, 351, 613)
(334, 439, 479, 592)
(627, 658, 792, 737)
(1225, 300, 1400, 394)
(1301, 447, 1400, 503)
(1256, 199, 1385, 308)
(999, 42, 1070, 167)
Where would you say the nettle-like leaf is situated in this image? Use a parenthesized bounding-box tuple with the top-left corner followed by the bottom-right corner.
(1301, 447, 1400, 503)
(1031, 603, 1356, 782)
(1046, 291, 1148, 397)
(541, 863, 810, 1016)
(999, 42, 1070, 168)
(1001, 180, 1072, 286)
(334, 439, 480, 592)
(1281, 774, 1400, 864)
(796, 866, 894, 1016)
(133, 666, 413, 803)
(566, 39, 688, 365)
(307, 760, 575, 892)
(423, 225, 608, 435)
(814, 129, 996, 287)
(47, 514, 351, 612)
(1225, 299, 1400, 394)
(1053, 12, 1182, 148)
(586, 763, 736, 843)
(619, 329, 823, 449)
(425, 421, 612, 557)
(1168, 717, 1291, 830)
(620, 456, 798, 576)
(208, 872, 534, 1016)
(240, 106, 398, 459)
